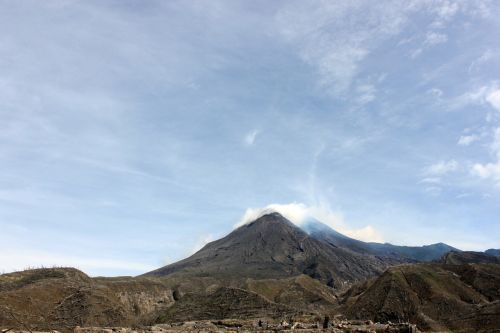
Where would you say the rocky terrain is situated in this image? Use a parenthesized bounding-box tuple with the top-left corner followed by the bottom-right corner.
(4, 319, 421, 333)
(341, 263, 500, 332)
(0, 268, 174, 331)
(1, 212, 499, 333)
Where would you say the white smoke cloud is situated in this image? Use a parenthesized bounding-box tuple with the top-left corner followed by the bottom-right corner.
(235, 202, 384, 242)
(191, 234, 215, 254)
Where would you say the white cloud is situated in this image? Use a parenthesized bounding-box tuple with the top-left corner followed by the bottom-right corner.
(424, 159, 459, 175)
(486, 89, 500, 112)
(453, 84, 500, 112)
(472, 162, 500, 187)
(235, 202, 384, 242)
(244, 129, 260, 146)
(458, 134, 479, 146)
(471, 127, 500, 187)
(345, 225, 383, 243)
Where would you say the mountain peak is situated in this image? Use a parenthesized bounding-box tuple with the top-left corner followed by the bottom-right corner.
(249, 211, 285, 222)
(243, 211, 292, 228)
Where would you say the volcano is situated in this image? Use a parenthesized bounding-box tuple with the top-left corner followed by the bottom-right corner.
(144, 212, 391, 288)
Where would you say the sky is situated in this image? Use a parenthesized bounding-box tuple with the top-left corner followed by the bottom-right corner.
(1, 0, 500, 276)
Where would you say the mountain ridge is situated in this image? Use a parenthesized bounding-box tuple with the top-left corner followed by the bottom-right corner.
(301, 218, 459, 262)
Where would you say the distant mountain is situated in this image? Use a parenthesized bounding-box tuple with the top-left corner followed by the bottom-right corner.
(302, 218, 459, 262)
(144, 212, 391, 288)
(441, 251, 500, 265)
(486, 248, 500, 257)
(342, 263, 500, 332)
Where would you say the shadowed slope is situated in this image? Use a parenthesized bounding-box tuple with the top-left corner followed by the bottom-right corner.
(441, 251, 500, 265)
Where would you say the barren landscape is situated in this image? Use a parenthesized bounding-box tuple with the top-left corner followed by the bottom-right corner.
(2, 213, 499, 333)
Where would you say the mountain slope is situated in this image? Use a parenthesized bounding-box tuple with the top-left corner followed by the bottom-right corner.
(302, 218, 459, 262)
(156, 287, 297, 322)
(144, 213, 390, 288)
(486, 248, 500, 257)
(341, 263, 500, 332)
(441, 251, 500, 265)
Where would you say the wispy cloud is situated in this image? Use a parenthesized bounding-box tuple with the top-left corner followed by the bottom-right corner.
(458, 134, 480, 146)
(276, 1, 413, 96)
(420, 160, 460, 194)
(191, 234, 215, 254)
(424, 160, 459, 176)
(468, 50, 494, 73)
(244, 129, 260, 146)
(451, 83, 500, 111)
(472, 127, 500, 187)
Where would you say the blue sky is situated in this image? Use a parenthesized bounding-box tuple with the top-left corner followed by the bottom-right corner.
(1, 0, 500, 276)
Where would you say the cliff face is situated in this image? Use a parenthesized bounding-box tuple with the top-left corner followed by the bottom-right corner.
(0, 268, 174, 331)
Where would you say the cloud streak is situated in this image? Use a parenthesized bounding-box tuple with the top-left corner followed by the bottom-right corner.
(244, 129, 260, 146)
